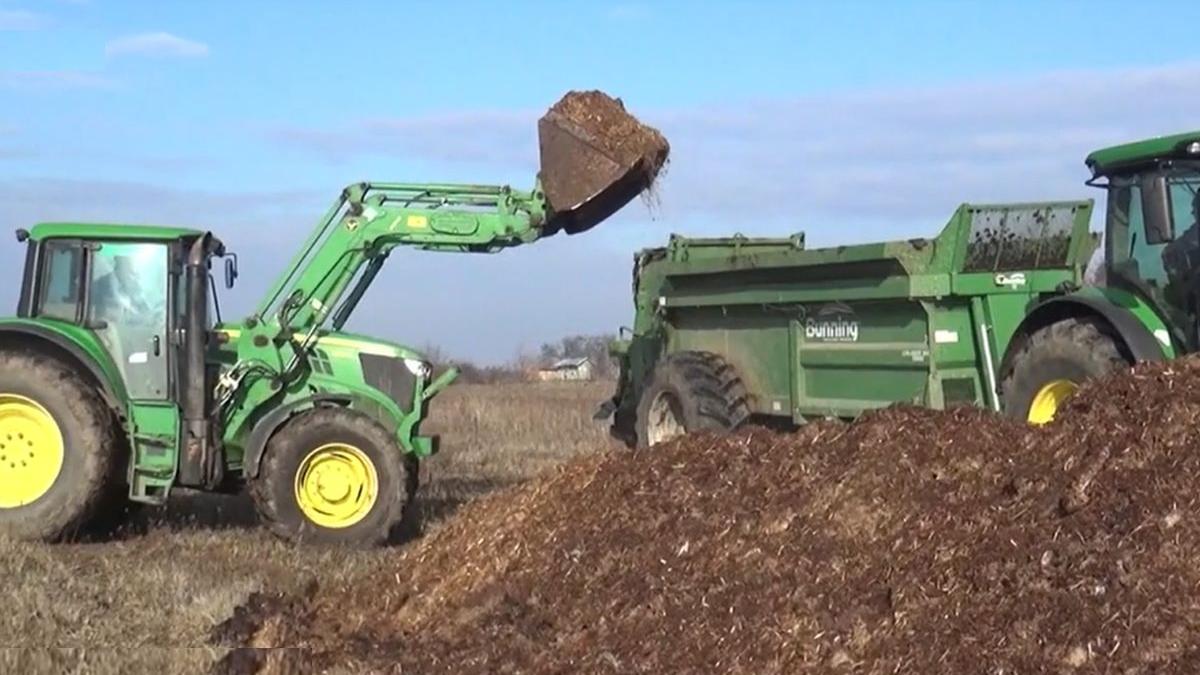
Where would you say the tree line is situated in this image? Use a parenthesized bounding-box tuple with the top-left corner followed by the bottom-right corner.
(425, 333, 617, 384)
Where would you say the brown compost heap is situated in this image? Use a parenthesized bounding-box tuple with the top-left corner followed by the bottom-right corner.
(216, 358, 1200, 674)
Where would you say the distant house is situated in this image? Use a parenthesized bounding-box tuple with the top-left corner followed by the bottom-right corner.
(536, 357, 594, 382)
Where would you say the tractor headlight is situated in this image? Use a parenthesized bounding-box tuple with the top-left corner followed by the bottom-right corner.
(403, 358, 432, 379)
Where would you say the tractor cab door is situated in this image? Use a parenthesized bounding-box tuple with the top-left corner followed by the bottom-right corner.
(85, 241, 172, 400)
(33, 238, 182, 503)
(1105, 169, 1200, 345)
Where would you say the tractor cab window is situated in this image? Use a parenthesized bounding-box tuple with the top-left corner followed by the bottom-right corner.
(1106, 169, 1200, 329)
(31, 239, 172, 399)
(36, 242, 82, 322)
(88, 242, 171, 399)
(88, 244, 168, 327)
(1162, 173, 1200, 277)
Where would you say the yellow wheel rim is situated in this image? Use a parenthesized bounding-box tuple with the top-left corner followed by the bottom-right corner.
(294, 443, 378, 529)
(1027, 379, 1078, 425)
(0, 394, 65, 509)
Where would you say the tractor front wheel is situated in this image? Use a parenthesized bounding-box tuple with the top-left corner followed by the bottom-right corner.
(1000, 318, 1129, 425)
(250, 407, 414, 547)
(0, 351, 119, 542)
(635, 351, 750, 447)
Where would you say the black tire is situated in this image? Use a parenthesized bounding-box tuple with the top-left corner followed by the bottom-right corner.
(79, 430, 145, 538)
(1000, 317, 1129, 424)
(249, 407, 412, 547)
(0, 350, 119, 542)
(635, 351, 750, 448)
(86, 482, 144, 538)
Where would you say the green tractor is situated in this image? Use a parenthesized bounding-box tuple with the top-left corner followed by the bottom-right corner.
(601, 131, 1200, 445)
(1005, 131, 1199, 418)
(0, 92, 668, 545)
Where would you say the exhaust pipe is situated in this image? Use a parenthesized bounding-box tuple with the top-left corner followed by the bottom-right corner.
(177, 233, 223, 488)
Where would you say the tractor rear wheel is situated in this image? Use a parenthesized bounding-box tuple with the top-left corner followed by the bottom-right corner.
(250, 407, 414, 547)
(635, 351, 750, 447)
(1000, 317, 1129, 425)
(0, 351, 119, 542)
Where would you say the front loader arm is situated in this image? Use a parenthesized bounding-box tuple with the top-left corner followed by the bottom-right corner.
(218, 181, 558, 407)
(227, 92, 667, 396)
(257, 181, 551, 340)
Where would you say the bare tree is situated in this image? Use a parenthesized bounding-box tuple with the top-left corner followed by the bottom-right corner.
(539, 333, 617, 378)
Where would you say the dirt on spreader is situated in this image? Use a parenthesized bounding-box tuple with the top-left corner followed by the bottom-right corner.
(215, 358, 1200, 674)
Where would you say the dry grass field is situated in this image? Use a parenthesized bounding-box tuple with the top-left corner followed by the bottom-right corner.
(0, 381, 616, 674)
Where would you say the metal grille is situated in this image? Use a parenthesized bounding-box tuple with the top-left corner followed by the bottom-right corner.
(962, 205, 1077, 272)
(942, 378, 978, 406)
(308, 348, 334, 375)
(359, 354, 417, 413)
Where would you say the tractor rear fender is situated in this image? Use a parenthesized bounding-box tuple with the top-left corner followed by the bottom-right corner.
(0, 323, 126, 415)
(242, 392, 400, 479)
(1000, 289, 1172, 379)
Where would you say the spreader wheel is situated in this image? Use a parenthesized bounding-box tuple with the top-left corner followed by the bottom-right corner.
(635, 351, 750, 448)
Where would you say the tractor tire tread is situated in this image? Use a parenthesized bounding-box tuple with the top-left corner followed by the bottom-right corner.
(249, 406, 410, 547)
(635, 351, 751, 447)
(0, 349, 118, 542)
(1000, 316, 1129, 421)
(681, 352, 751, 422)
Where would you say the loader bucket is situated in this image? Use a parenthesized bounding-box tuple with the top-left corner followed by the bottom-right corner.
(538, 91, 669, 235)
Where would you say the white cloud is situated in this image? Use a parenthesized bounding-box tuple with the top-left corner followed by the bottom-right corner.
(0, 9, 46, 31)
(0, 70, 115, 91)
(0, 178, 315, 235)
(266, 110, 534, 166)
(8, 63, 1200, 360)
(647, 63, 1200, 232)
(0, 177, 320, 313)
(105, 32, 210, 58)
(266, 62, 1200, 244)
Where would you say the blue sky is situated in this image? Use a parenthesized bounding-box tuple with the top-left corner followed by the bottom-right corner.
(3, 0, 1200, 361)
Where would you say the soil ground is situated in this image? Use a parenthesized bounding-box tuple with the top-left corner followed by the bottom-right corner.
(0, 381, 615, 674)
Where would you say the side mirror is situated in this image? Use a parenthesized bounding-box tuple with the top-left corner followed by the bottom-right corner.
(1142, 175, 1174, 245)
(224, 253, 239, 289)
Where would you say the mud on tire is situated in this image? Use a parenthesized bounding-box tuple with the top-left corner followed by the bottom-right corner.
(249, 407, 413, 547)
(0, 350, 120, 542)
(635, 351, 750, 448)
(1000, 317, 1130, 423)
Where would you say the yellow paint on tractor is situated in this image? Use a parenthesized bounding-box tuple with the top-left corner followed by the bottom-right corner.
(1028, 379, 1078, 425)
(0, 394, 64, 508)
(294, 443, 378, 528)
